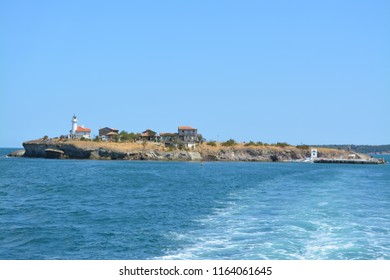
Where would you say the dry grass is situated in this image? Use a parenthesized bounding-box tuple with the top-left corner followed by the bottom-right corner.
(69, 140, 345, 152)
(59, 140, 165, 152)
(34, 139, 361, 157)
(196, 142, 286, 152)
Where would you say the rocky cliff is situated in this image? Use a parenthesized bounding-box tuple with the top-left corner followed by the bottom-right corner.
(22, 140, 203, 161)
(18, 139, 373, 162)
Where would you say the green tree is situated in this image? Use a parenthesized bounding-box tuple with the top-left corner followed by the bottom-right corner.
(119, 131, 141, 142)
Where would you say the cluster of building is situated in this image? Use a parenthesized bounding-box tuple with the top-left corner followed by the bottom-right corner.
(68, 115, 200, 148)
(69, 115, 92, 139)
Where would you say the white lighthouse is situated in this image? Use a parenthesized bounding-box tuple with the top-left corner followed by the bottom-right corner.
(311, 149, 318, 159)
(69, 114, 92, 139)
(71, 114, 78, 136)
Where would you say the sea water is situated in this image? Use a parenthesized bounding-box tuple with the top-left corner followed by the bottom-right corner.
(0, 148, 389, 260)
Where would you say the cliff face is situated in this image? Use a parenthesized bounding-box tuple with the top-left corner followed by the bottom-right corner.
(199, 148, 307, 161)
(22, 141, 203, 161)
(23, 142, 92, 159)
(21, 140, 365, 162)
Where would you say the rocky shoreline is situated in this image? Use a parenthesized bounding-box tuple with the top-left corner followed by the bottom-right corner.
(6, 139, 385, 164)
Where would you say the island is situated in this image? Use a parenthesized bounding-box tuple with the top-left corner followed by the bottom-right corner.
(7, 138, 385, 164)
(7, 115, 386, 163)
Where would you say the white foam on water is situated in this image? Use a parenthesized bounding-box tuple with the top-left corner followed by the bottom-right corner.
(160, 192, 255, 259)
(159, 169, 390, 260)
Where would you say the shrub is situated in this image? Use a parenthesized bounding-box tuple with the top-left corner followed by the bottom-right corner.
(222, 139, 237, 147)
(271, 142, 290, 147)
(177, 142, 185, 150)
(296, 144, 310, 150)
(244, 141, 266, 147)
(206, 141, 217, 147)
(244, 141, 256, 146)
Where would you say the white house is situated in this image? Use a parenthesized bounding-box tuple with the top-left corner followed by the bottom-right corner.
(69, 114, 91, 139)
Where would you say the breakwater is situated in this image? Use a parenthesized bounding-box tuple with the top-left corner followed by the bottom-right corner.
(313, 158, 385, 164)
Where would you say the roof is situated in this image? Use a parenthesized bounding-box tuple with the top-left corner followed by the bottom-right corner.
(142, 129, 156, 135)
(99, 127, 118, 132)
(141, 133, 148, 137)
(76, 126, 91, 132)
(105, 131, 118, 136)
(178, 126, 197, 130)
(141, 132, 160, 137)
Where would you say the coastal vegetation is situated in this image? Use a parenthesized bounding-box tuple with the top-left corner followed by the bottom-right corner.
(206, 141, 217, 147)
(221, 139, 237, 147)
(244, 141, 261, 146)
(296, 144, 311, 150)
(118, 130, 141, 142)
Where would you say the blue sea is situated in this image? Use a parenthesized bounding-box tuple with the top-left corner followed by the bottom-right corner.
(1, 148, 389, 260)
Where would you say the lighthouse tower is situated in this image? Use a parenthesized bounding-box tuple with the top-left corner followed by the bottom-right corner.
(311, 149, 318, 159)
(71, 114, 78, 136)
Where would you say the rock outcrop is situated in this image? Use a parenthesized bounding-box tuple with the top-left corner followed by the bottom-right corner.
(7, 149, 25, 157)
(198, 148, 312, 162)
(22, 141, 204, 161)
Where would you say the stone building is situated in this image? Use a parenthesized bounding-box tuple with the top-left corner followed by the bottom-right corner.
(178, 126, 198, 148)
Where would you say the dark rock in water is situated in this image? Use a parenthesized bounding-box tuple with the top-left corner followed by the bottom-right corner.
(270, 155, 279, 162)
(7, 150, 25, 157)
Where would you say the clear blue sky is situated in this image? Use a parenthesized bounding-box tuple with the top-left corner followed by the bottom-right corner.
(1, 0, 389, 147)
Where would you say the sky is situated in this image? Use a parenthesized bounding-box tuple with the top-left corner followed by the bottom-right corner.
(1, 0, 389, 147)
